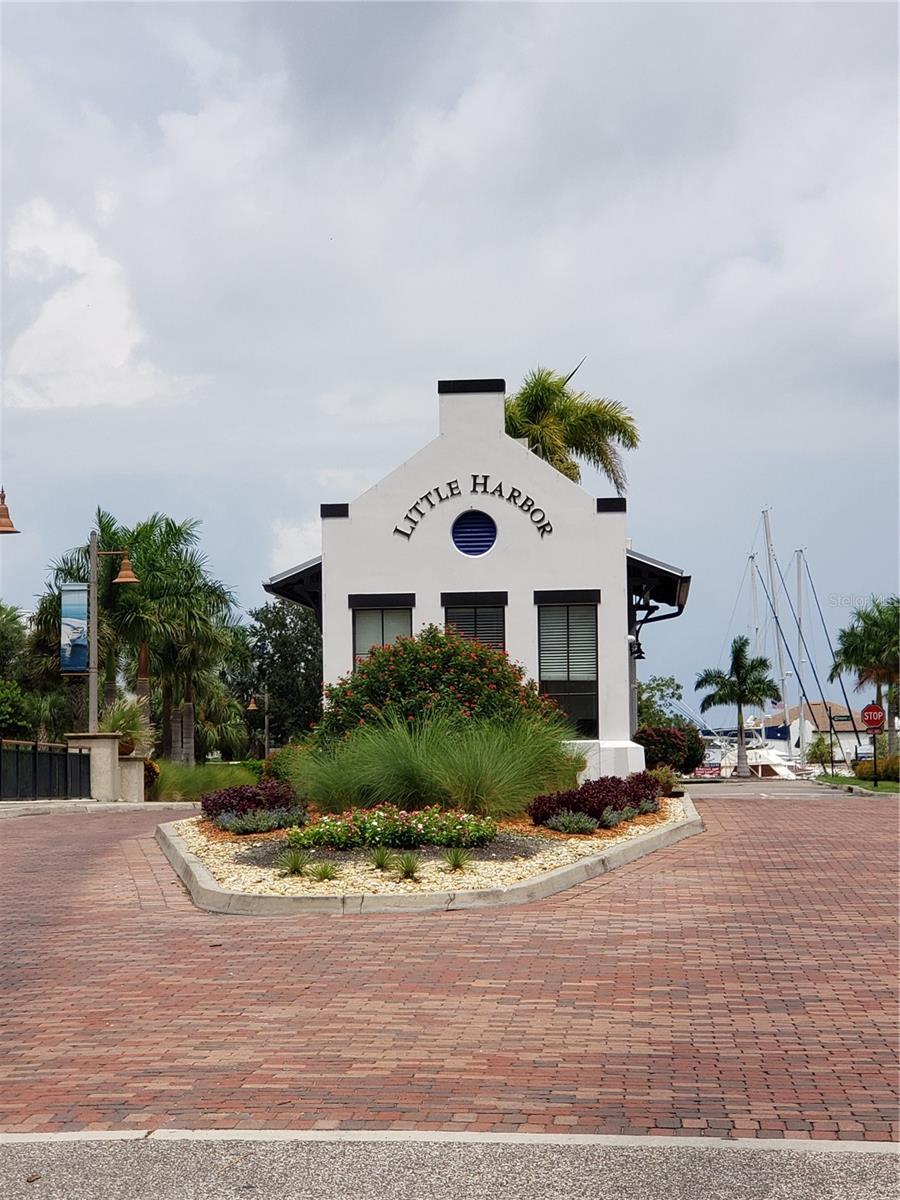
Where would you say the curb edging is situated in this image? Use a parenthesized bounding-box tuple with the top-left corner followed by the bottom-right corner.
(155, 795, 703, 917)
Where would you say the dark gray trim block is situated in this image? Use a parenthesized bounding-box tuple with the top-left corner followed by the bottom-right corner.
(441, 591, 508, 607)
(437, 379, 505, 394)
(596, 498, 627, 513)
(534, 589, 601, 605)
(348, 593, 416, 609)
(320, 503, 349, 518)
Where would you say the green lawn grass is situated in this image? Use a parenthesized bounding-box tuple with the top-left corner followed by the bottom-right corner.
(818, 774, 899, 793)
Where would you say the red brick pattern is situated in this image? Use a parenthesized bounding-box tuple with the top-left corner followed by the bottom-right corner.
(0, 789, 897, 1139)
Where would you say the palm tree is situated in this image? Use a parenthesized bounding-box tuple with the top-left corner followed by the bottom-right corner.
(504, 365, 639, 492)
(829, 595, 899, 756)
(695, 636, 781, 779)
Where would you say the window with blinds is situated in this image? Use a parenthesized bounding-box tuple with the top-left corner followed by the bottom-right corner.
(445, 606, 505, 650)
(538, 605, 598, 736)
(353, 608, 412, 662)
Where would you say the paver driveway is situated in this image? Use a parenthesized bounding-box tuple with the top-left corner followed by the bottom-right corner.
(0, 784, 897, 1141)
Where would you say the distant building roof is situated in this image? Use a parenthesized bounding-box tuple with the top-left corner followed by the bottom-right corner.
(781, 701, 863, 733)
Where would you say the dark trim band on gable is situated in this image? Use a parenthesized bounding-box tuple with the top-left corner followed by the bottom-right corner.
(440, 591, 508, 607)
(437, 379, 506, 395)
(348, 593, 416, 610)
(321, 503, 349, 518)
(596, 498, 626, 513)
(534, 589, 601, 605)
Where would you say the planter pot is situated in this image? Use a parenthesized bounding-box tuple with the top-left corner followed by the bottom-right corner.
(118, 736, 136, 757)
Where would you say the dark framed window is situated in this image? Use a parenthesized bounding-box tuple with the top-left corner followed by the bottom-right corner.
(538, 604, 598, 736)
(353, 608, 412, 662)
(445, 606, 505, 650)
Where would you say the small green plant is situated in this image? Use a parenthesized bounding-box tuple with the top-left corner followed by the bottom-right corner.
(276, 847, 312, 876)
(648, 764, 678, 797)
(98, 698, 154, 756)
(598, 806, 621, 829)
(620, 805, 637, 822)
(545, 809, 599, 834)
(310, 860, 338, 881)
(368, 847, 396, 871)
(441, 847, 472, 872)
(396, 852, 421, 880)
(637, 798, 657, 815)
(215, 807, 306, 835)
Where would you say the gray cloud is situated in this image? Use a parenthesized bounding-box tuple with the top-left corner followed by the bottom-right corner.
(2, 2, 896, 707)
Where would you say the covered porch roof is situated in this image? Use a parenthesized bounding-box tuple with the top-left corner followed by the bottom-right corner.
(263, 550, 690, 636)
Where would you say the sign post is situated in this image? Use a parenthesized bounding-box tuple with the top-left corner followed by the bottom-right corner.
(861, 703, 886, 788)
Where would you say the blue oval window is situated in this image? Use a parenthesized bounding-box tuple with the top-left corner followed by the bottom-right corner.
(452, 510, 497, 556)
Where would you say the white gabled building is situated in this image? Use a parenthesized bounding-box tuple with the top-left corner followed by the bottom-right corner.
(265, 379, 690, 779)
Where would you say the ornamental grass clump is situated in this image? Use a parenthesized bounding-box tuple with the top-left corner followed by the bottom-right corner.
(287, 712, 581, 819)
(396, 852, 421, 880)
(441, 847, 472, 872)
(310, 861, 338, 882)
(276, 847, 312, 876)
(286, 804, 497, 851)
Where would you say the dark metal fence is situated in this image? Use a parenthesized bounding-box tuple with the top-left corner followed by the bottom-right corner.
(0, 740, 92, 801)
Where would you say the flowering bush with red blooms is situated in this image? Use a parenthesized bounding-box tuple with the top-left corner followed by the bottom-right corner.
(315, 624, 560, 743)
(633, 725, 690, 770)
(528, 772, 661, 827)
(201, 779, 301, 822)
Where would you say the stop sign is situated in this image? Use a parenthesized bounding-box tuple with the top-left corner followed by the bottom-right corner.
(861, 703, 886, 730)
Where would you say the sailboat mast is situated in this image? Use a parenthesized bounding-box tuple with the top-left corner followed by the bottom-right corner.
(762, 508, 791, 740)
(796, 549, 806, 766)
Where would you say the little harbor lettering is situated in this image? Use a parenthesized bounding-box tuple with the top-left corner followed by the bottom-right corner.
(393, 474, 553, 540)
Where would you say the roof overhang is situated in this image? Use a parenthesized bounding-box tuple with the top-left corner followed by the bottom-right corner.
(263, 555, 323, 623)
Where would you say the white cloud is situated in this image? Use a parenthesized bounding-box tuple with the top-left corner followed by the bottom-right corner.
(4, 199, 196, 409)
(270, 518, 321, 574)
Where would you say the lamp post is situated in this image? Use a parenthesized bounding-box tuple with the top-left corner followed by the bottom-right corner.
(247, 690, 270, 758)
(88, 530, 139, 732)
(0, 488, 20, 534)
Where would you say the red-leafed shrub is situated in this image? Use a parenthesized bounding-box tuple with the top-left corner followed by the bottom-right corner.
(528, 772, 662, 827)
(201, 779, 301, 822)
(315, 624, 561, 743)
(634, 725, 689, 769)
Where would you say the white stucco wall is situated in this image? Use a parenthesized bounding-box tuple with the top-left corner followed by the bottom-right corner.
(319, 384, 644, 775)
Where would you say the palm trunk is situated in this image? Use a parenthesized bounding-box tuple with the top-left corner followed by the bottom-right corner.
(162, 685, 173, 758)
(104, 650, 117, 707)
(136, 643, 151, 701)
(735, 705, 750, 778)
(170, 706, 183, 764)
(182, 683, 196, 768)
(886, 685, 897, 759)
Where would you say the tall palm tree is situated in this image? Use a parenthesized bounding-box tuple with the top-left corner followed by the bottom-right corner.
(695, 636, 781, 779)
(829, 595, 899, 756)
(504, 365, 639, 492)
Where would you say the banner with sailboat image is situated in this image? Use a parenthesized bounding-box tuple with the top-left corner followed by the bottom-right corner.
(60, 583, 89, 673)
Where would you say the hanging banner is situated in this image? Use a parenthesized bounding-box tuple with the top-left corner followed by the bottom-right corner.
(60, 583, 89, 673)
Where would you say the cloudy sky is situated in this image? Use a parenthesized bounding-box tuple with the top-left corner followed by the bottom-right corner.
(1, 1, 896, 710)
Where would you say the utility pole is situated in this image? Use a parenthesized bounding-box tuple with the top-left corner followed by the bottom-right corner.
(762, 508, 790, 747)
(88, 530, 99, 733)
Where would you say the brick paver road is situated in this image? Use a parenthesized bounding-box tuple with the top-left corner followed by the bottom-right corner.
(1, 784, 897, 1140)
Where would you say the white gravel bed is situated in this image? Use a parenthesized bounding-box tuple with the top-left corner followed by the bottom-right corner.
(173, 798, 684, 897)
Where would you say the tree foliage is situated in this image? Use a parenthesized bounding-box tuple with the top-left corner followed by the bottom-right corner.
(505, 365, 639, 492)
(695, 636, 780, 778)
(235, 601, 323, 748)
(636, 675, 684, 727)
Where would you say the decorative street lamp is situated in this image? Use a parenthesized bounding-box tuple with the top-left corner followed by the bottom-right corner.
(88, 530, 139, 732)
(247, 690, 270, 758)
(0, 488, 20, 534)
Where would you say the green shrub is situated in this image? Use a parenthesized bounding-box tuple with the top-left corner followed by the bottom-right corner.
(442, 847, 472, 872)
(634, 725, 688, 770)
(368, 847, 396, 871)
(215, 807, 306, 834)
(315, 624, 561, 742)
(396, 852, 421, 880)
(648, 764, 678, 797)
(157, 761, 256, 801)
(286, 804, 497, 850)
(599, 806, 622, 829)
(276, 847, 311, 875)
(545, 809, 599, 834)
(239, 759, 265, 780)
(853, 755, 899, 782)
(287, 713, 581, 818)
(310, 861, 338, 881)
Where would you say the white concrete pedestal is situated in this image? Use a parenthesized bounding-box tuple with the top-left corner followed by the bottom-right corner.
(566, 739, 647, 782)
(66, 733, 121, 802)
(118, 757, 145, 804)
